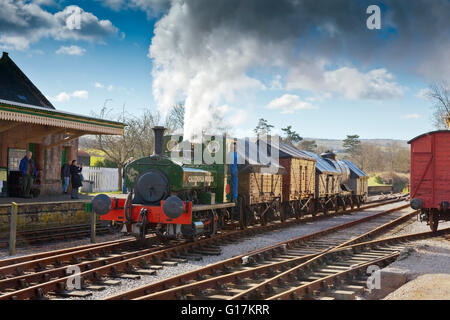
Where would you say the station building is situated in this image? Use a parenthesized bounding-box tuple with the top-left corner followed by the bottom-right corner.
(0, 52, 124, 196)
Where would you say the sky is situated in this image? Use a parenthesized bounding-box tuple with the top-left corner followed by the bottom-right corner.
(0, 0, 448, 141)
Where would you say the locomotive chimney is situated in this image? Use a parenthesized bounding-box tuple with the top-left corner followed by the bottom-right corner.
(153, 126, 166, 156)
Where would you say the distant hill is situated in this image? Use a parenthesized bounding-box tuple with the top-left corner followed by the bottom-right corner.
(302, 138, 409, 153)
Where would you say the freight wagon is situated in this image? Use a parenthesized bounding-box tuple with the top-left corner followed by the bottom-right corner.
(409, 130, 450, 231)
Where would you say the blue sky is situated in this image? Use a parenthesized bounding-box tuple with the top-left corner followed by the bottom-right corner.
(1, 0, 446, 141)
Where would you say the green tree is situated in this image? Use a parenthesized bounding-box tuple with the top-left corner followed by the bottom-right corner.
(300, 140, 317, 152)
(281, 125, 302, 146)
(343, 135, 361, 154)
(254, 118, 274, 136)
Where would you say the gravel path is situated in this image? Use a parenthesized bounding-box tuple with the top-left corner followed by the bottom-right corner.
(365, 218, 450, 300)
(63, 201, 409, 300)
(384, 274, 450, 300)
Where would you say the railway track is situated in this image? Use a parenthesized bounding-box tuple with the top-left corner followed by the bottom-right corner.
(104, 202, 418, 300)
(0, 223, 113, 248)
(0, 197, 407, 300)
(111, 223, 448, 301)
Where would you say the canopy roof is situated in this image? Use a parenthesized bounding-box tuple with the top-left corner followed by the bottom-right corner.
(0, 52, 124, 137)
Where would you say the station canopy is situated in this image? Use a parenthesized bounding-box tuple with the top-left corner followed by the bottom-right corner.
(0, 52, 124, 147)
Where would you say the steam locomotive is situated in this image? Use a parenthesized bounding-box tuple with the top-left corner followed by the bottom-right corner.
(92, 127, 368, 241)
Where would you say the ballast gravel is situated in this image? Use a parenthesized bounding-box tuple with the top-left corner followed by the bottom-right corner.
(63, 201, 410, 300)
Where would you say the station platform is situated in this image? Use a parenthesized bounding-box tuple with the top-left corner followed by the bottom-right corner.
(0, 194, 96, 234)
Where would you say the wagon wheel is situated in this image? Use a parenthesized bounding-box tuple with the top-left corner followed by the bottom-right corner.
(350, 197, 355, 210)
(429, 210, 439, 233)
(307, 200, 315, 216)
(238, 196, 247, 229)
(333, 198, 339, 212)
(322, 200, 328, 215)
(280, 203, 287, 222)
(341, 198, 347, 212)
(289, 202, 300, 219)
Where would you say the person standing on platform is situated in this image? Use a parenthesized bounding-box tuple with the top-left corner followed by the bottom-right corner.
(70, 160, 83, 199)
(19, 151, 37, 198)
(61, 161, 71, 194)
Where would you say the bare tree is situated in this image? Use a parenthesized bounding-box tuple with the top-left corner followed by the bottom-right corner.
(127, 110, 163, 158)
(88, 107, 136, 190)
(167, 103, 185, 131)
(427, 81, 450, 129)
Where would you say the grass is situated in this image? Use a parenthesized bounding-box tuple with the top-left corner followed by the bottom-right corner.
(368, 176, 392, 187)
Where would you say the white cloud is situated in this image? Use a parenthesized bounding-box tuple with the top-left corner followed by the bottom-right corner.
(54, 92, 71, 103)
(97, 0, 170, 16)
(52, 90, 88, 103)
(403, 113, 421, 119)
(286, 60, 404, 100)
(56, 45, 86, 56)
(95, 82, 115, 91)
(267, 94, 317, 114)
(416, 88, 430, 99)
(72, 90, 89, 99)
(0, 1, 118, 50)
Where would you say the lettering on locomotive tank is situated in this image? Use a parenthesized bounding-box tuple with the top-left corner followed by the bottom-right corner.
(187, 175, 214, 183)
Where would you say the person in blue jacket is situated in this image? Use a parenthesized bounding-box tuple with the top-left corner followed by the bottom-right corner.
(19, 151, 37, 198)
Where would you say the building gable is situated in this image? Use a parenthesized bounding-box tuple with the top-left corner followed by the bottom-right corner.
(0, 52, 54, 109)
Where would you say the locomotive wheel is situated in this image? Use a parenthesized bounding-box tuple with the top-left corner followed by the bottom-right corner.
(110, 221, 124, 233)
(208, 210, 217, 237)
(429, 211, 439, 232)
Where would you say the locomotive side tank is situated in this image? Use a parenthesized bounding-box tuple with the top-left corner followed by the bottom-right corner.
(409, 130, 450, 231)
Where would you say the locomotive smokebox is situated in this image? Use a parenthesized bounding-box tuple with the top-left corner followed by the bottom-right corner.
(153, 126, 166, 156)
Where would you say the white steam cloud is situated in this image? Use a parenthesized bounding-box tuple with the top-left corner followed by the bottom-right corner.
(148, 0, 450, 140)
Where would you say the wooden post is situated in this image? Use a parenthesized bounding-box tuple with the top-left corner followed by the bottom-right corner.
(90, 211, 96, 244)
(9, 202, 18, 256)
